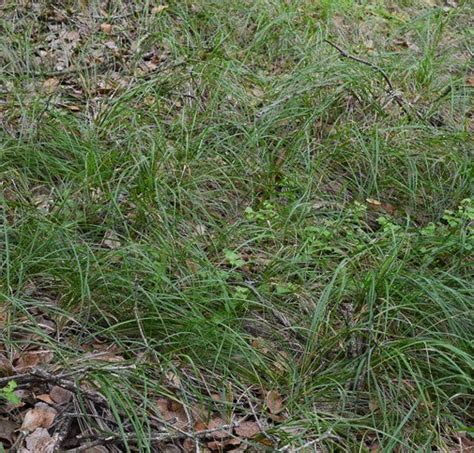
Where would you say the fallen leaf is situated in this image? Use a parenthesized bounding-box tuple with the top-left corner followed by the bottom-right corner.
(100, 23, 112, 34)
(0, 417, 17, 444)
(49, 386, 73, 405)
(66, 104, 81, 112)
(104, 40, 118, 51)
(207, 417, 229, 439)
(162, 446, 181, 453)
(250, 337, 269, 354)
(235, 421, 260, 438)
(156, 397, 188, 428)
(194, 224, 207, 236)
(24, 428, 55, 453)
(369, 399, 378, 411)
(42, 77, 60, 93)
(102, 230, 121, 249)
(65, 31, 80, 42)
(366, 198, 382, 207)
(268, 412, 287, 422)
(207, 437, 241, 451)
(36, 394, 55, 405)
(21, 402, 57, 432)
(165, 370, 181, 388)
(265, 390, 283, 414)
(364, 39, 374, 50)
(467, 76, 474, 87)
(14, 350, 54, 372)
(0, 353, 13, 376)
(191, 403, 208, 423)
(206, 440, 225, 450)
(152, 5, 168, 14)
(183, 438, 196, 452)
(194, 420, 207, 431)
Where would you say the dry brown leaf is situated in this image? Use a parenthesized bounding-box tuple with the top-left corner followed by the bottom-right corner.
(366, 198, 382, 207)
(364, 39, 374, 50)
(100, 23, 112, 34)
(467, 76, 474, 87)
(183, 438, 196, 452)
(206, 440, 225, 451)
(49, 385, 73, 405)
(235, 421, 260, 438)
(194, 420, 207, 431)
(207, 437, 240, 451)
(250, 337, 269, 354)
(0, 417, 17, 444)
(207, 417, 229, 439)
(191, 403, 208, 423)
(21, 402, 57, 432)
(265, 390, 283, 414)
(65, 31, 80, 42)
(152, 5, 169, 14)
(162, 446, 181, 453)
(0, 353, 13, 376)
(102, 230, 121, 249)
(42, 77, 60, 93)
(66, 104, 81, 112)
(36, 394, 55, 405)
(165, 370, 181, 388)
(210, 392, 221, 401)
(156, 397, 188, 428)
(369, 399, 378, 412)
(24, 428, 55, 453)
(14, 350, 54, 372)
(104, 40, 118, 51)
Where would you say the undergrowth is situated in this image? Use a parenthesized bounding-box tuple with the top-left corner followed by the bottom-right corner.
(1, 0, 473, 451)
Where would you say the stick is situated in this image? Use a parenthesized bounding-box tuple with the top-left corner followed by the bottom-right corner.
(65, 423, 239, 452)
(324, 39, 419, 119)
(0, 368, 107, 406)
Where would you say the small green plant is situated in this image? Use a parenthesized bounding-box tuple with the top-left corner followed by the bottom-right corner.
(443, 198, 474, 227)
(377, 215, 402, 233)
(233, 286, 250, 300)
(224, 249, 245, 267)
(0, 381, 21, 405)
(244, 201, 278, 222)
(275, 282, 298, 295)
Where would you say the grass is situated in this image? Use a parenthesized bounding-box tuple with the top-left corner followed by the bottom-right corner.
(1, 0, 473, 451)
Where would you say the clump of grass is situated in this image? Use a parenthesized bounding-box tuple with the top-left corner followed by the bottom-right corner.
(1, 0, 473, 450)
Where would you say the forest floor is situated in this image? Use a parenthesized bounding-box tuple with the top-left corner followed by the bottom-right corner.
(1, 0, 473, 451)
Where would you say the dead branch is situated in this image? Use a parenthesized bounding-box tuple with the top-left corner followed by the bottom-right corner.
(324, 39, 421, 119)
(0, 368, 107, 406)
(65, 423, 239, 452)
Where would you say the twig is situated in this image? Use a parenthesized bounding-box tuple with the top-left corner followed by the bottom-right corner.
(65, 423, 239, 453)
(0, 372, 32, 386)
(246, 391, 276, 447)
(324, 39, 419, 119)
(0, 368, 107, 405)
(51, 403, 74, 452)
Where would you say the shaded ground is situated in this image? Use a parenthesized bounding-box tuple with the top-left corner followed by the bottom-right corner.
(0, 0, 473, 451)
